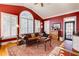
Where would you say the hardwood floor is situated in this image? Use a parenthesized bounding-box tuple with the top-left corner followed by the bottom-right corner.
(0, 39, 62, 56)
(0, 40, 78, 56)
(0, 42, 17, 56)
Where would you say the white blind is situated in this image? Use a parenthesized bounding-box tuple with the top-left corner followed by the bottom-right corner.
(10, 15, 17, 38)
(20, 18, 28, 34)
(27, 19, 33, 33)
(44, 21, 50, 34)
(1, 12, 18, 39)
(2, 14, 10, 38)
(20, 11, 34, 34)
(20, 18, 34, 34)
(35, 20, 40, 33)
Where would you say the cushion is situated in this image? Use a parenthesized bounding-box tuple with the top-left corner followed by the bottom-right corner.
(27, 34, 31, 37)
(35, 33, 39, 37)
(31, 34, 35, 38)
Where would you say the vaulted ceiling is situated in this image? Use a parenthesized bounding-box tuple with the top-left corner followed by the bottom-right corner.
(1, 3, 79, 19)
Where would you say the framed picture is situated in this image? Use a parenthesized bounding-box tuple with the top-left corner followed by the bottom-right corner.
(53, 23, 61, 30)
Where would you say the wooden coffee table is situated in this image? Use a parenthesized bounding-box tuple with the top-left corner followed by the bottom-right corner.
(37, 37, 52, 51)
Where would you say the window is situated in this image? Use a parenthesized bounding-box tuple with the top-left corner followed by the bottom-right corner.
(27, 19, 33, 33)
(20, 17, 28, 34)
(1, 12, 18, 39)
(35, 20, 40, 32)
(20, 11, 34, 34)
(44, 21, 50, 34)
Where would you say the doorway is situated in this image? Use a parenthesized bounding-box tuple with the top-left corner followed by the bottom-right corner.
(65, 21, 75, 41)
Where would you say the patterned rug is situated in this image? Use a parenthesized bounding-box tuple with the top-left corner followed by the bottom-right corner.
(8, 40, 62, 56)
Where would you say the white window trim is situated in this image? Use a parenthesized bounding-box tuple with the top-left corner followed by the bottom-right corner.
(1, 12, 18, 39)
(19, 10, 34, 34)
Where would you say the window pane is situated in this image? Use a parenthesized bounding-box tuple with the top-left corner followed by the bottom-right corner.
(20, 11, 34, 34)
(44, 21, 50, 34)
(27, 19, 33, 33)
(20, 18, 28, 34)
(11, 16, 17, 38)
(1, 15, 10, 38)
(35, 20, 40, 33)
(1, 13, 18, 39)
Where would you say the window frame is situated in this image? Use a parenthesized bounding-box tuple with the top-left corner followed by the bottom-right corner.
(19, 11, 34, 35)
(1, 12, 18, 39)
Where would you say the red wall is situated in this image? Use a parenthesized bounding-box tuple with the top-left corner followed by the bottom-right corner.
(44, 12, 79, 36)
(0, 4, 43, 20)
(0, 4, 44, 42)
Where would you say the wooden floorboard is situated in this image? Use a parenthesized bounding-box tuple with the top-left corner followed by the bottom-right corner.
(0, 40, 78, 56)
(0, 43, 16, 56)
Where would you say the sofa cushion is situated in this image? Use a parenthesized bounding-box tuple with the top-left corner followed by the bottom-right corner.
(31, 34, 35, 38)
(27, 34, 31, 37)
(35, 33, 39, 37)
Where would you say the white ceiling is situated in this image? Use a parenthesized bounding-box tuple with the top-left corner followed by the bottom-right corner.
(2, 3, 79, 19)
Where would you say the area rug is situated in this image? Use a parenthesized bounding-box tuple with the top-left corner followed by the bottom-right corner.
(8, 40, 62, 56)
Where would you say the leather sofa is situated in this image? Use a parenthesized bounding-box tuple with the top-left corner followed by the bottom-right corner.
(17, 33, 40, 45)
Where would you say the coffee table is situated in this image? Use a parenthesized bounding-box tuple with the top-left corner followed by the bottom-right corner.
(37, 37, 52, 51)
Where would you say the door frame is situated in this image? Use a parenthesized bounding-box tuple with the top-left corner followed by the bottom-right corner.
(65, 21, 75, 40)
(63, 16, 76, 40)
